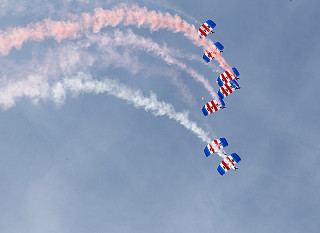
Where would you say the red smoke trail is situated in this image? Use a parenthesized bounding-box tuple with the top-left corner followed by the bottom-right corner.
(0, 4, 231, 71)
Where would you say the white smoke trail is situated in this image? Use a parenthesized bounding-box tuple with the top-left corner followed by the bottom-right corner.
(0, 52, 224, 154)
(0, 75, 50, 108)
(0, 71, 226, 155)
(0, 4, 228, 157)
(55, 73, 226, 157)
(52, 72, 212, 143)
(0, 71, 212, 143)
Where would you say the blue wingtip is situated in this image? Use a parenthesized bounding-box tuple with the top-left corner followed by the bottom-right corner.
(217, 165, 225, 175)
(202, 105, 209, 116)
(232, 67, 240, 77)
(218, 91, 224, 99)
(206, 20, 216, 29)
(217, 78, 224, 87)
(202, 54, 210, 63)
(230, 80, 240, 88)
(231, 153, 241, 163)
(204, 147, 211, 157)
(214, 42, 224, 51)
(219, 98, 225, 107)
(219, 138, 228, 147)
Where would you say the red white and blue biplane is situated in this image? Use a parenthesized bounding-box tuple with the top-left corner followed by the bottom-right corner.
(217, 80, 240, 99)
(202, 98, 225, 116)
(216, 68, 240, 87)
(204, 138, 228, 157)
(202, 42, 224, 63)
(217, 153, 241, 175)
(198, 20, 216, 38)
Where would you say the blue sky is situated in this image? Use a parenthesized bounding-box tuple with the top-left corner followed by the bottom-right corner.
(0, 0, 319, 232)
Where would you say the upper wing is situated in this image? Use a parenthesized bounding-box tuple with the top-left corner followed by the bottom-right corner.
(202, 98, 225, 116)
(198, 20, 216, 38)
(217, 153, 241, 175)
(204, 138, 228, 157)
(217, 80, 240, 99)
(230, 79, 240, 89)
(203, 50, 215, 63)
(217, 68, 240, 87)
(202, 42, 224, 63)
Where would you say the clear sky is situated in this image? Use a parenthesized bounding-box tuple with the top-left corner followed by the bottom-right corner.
(0, 0, 319, 232)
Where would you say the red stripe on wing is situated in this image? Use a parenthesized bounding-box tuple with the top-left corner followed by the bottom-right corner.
(211, 100, 218, 111)
(209, 143, 215, 153)
(225, 84, 233, 94)
(227, 157, 234, 166)
(206, 103, 213, 114)
(225, 71, 233, 81)
(214, 140, 221, 149)
(198, 28, 207, 37)
(222, 161, 230, 170)
(221, 86, 228, 96)
(202, 24, 210, 32)
(221, 73, 228, 84)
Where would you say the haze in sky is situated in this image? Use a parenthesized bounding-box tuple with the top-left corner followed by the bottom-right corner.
(0, 0, 319, 232)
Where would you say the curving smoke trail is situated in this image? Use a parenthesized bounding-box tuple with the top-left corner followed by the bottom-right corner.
(84, 30, 219, 99)
(0, 4, 229, 152)
(0, 28, 220, 107)
(0, 31, 204, 108)
(0, 72, 227, 156)
(0, 3, 230, 71)
(53, 73, 212, 143)
(0, 71, 212, 143)
(56, 73, 230, 155)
